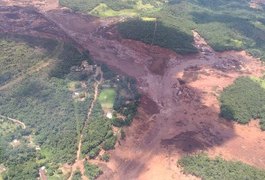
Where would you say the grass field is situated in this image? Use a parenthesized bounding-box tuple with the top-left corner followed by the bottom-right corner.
(60, 0, 160, 17)
(98, 88, 116, 109)
(90, 3, 138, 17)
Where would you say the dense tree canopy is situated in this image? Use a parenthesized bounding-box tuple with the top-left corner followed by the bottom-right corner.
(220, 77, 265, 130)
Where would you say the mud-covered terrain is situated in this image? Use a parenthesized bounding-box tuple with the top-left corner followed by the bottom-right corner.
(1, 1, 265, 180)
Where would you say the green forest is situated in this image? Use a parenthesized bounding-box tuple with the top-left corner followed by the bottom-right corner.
(0, 35, 92, 179)
(60, 0, 265, 59)
(0, 34, 140, 179)
(179, 153, 265, 180)
(220, 77, 265, 130)
(0, 34, 57, 85)
(118, 20, 197, 54)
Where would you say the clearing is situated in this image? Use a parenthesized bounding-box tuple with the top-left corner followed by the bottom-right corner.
(98, 88, 116, 110)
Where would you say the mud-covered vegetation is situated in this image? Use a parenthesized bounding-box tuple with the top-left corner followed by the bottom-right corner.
(220, 77, 265, 130)
(179, 153, 265, 180)
(60, 0, 265, 59)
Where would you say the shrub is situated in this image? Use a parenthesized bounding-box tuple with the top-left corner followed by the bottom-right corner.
(100, 153, 110, 162)
(84, 162, 102, 180)
(102, 135, 117, 150)
(120, 129, 126, 140)
(89, 147, 100, 159)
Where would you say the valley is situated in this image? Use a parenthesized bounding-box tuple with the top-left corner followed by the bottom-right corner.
(0, 0, 265, 180)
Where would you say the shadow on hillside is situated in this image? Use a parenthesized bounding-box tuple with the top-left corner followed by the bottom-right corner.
(117, 19, 198, 54)
(191, 11, 265, 58)
(191, 11, 265, 42)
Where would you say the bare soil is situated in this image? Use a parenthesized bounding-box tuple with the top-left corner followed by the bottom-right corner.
(1, 3, 265, 180)
(250, 0, 265, 8)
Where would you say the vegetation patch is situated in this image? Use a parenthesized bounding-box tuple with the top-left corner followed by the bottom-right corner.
(141, 17, 157, 21)
(61, 0, 265, 59)
(178, 153, 265, 180)
(90, 3, 138, 17)
(81, 65, 140, 159)
(81, 101, 116, 156)
(72, 170, 82, 180)
(220, 77, 265, 130)
(0, 118, 19, 136)
(99, 88, 116, 110)
(84, 162, 102, 180)
(118, 19, 197, 54)
(60, 0, 159, 17)
(0, 26, 140, 180)
(0, 34, 57, 85)
(0, 35, 94, 179)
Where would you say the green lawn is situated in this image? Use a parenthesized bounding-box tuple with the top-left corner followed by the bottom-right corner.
(98, 88, 116, 109)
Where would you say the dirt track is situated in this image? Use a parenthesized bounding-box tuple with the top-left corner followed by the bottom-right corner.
(1, 2, 265, 180)
(0, 115, 26, 129)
